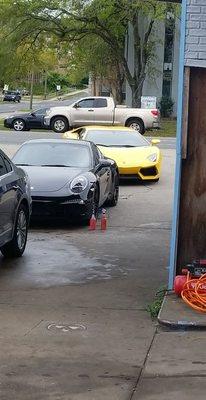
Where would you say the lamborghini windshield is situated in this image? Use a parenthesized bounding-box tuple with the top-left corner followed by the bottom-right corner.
(84, 129, 149, 147)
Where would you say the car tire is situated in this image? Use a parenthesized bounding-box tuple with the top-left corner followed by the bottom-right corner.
(51, 117, 69, 133)
(126, 118, 145, 135)
(0, 204, 29, 258)
(84, 186, 99, 223)
(13, 119, 26, 131)
(105, 176, 119, 207)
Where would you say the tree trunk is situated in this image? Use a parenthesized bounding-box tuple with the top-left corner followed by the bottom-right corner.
(115, 83, 124, 104)
(29, 70, 34, 110)
(44, 70, 47, 100)
(131, 75, 145, 107)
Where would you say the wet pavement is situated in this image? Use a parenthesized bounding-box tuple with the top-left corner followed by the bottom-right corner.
(0, 139, 175, 399)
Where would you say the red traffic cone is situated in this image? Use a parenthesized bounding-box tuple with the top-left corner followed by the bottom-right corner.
(101, 209, 107, 231)
(89, 212, 96, 230)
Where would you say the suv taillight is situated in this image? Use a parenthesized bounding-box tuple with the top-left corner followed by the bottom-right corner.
(151, 109, 159, 117)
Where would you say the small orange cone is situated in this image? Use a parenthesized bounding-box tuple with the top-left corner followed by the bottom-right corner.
(101, 209, 107, 231)
(89, 212, 96, 230)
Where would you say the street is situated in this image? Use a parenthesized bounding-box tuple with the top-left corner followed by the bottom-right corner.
(0, 91, 88, 117)
(0, 130, 175, 399)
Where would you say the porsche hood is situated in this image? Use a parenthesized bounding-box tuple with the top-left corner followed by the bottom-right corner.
(21, 166, 87, 192)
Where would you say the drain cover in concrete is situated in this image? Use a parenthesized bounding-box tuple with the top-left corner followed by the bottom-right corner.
(47, 323, 86, 333)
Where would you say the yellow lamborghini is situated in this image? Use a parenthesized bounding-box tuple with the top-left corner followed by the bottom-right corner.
(63, 126, 162, 181)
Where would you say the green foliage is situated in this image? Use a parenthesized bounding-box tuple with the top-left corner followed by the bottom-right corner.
(0, 0, 180, 105)
(147, 286, 167, 319)
(47, 72, 71, 91)
(160, 96, 174, 118)
(149, 118, 176, 137)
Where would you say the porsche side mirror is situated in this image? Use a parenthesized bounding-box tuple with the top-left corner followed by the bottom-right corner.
(151, 139, 160, 146)
(73, 103, 80, 109)
(30, 112, 35, 117)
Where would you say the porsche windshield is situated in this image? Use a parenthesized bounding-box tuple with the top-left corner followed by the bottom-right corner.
(13, 142, 92, 168)
(84, 130, 149, 147)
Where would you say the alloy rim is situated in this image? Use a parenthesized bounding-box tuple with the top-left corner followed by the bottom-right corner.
(17, 210, 27, 250)
(54, 120, 65, 132)
(130, 122, 140, 132)
(14, 120, 24, 131)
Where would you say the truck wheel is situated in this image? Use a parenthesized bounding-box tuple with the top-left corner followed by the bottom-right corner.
(51, 117, 69, 133)
(126, 119, 145, 134)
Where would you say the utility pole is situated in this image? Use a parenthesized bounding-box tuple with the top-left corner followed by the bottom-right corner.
(29, 70, 34, 110)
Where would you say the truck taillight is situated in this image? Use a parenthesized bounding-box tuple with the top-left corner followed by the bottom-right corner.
(151, 109, 159, 117)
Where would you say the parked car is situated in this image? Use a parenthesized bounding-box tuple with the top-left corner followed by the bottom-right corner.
(4, 108, 49, 131)
(43, 96, 160, 135)
(3, 91, 21, 103)
(21, 89, 30, 96)
(12, 139, 119, 221)
(0, 148, 31, 257)
(63, 126, 162, 182)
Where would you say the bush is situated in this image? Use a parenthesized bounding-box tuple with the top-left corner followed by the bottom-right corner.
(160, 96, 174, 117)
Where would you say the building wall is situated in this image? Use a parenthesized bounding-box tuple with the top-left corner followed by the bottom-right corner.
(185, 0, 206, 67)
(125, 17, 180, 115)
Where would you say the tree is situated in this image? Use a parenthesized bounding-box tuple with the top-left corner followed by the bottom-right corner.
(0, 0, 177, 106)
(67, 36, 124, 103)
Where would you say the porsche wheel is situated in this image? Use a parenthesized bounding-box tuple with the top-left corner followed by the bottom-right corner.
(84, 186, 99, 222)
(105, 177, 119, 207)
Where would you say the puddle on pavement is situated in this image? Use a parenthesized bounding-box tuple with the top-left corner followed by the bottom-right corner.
(0, 231, 130, 289)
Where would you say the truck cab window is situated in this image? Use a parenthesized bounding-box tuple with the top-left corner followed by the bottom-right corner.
(94, 98, 107, 108)
(76, 99, 95, 108)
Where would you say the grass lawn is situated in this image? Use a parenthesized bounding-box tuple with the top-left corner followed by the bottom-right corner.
(149, 118, 176, 137)
(0, 118, 6, 130)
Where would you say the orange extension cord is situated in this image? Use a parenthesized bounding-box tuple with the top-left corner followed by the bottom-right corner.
(181, 272, 206, 312)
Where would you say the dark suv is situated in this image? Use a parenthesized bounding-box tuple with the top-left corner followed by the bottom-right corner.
(3, 91, 21, 103)
(0, 149, 31, 257)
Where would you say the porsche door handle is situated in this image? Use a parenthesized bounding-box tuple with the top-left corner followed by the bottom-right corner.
(88, 109, 94, 112)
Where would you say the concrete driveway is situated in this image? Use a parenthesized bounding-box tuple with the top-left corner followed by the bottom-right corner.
(0, 136, 175, 399)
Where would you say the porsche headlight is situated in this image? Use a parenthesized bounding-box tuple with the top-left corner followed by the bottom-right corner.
(70, 176, 88, 193)
(147, 153, 157, 162)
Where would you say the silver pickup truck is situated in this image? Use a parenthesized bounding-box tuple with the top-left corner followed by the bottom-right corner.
(44, 96, 160, 135)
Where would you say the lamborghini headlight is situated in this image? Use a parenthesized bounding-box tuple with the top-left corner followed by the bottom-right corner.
(147, 153, 157, 162)
(70, 176, 88, 193)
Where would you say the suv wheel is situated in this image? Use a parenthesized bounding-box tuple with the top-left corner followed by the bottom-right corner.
(51, 117, 69, 133)
(0, 204, 29, 258)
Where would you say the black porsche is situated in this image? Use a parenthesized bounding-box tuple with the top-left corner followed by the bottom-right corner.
(4, 108, 49, 131)
(12, 139, 119, 221)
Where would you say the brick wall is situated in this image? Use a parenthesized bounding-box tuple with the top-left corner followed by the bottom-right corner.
(185, 0, 206, 67)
